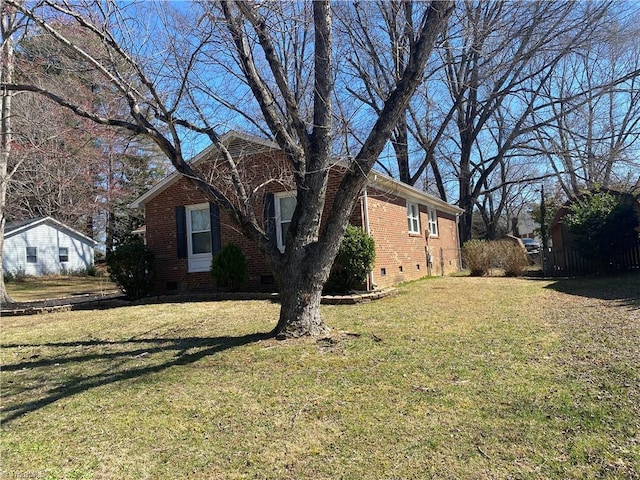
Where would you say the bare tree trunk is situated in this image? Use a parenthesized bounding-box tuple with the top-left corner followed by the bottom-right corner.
(392, 116, 411, 185)
(0, 95, 10, 303)
(0, 1, 16, 304)
(0, 213, 10, 305)
(273, 248, 333, 338)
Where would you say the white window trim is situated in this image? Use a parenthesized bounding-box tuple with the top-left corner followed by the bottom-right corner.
(407, 201, 421, 235)
(186, 203, 212, 273)
(59, 247, 69, 263)
(275, 191, 297, 252)
(428, 207, 439, 237)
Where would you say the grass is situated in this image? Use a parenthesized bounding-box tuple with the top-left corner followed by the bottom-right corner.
(4, 275, 119, 302)
(1, 274, 639, 479)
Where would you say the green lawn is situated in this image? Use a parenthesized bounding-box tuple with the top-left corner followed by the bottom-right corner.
(1, 274, 638, 479)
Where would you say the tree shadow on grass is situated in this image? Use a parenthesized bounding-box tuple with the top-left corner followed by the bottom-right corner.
(542, 272, 640, 309)
(1, 332, 272, 425)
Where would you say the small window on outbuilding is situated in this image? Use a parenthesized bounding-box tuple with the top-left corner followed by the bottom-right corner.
(26, 247, 37, 263)
(59, 247, 69, 263)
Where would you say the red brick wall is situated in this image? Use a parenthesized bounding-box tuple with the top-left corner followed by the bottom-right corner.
(365, 187, 460, 288)
(144, 151, 359, 293)
(143, 149, 459, 293)
(145, 178, 273, 293)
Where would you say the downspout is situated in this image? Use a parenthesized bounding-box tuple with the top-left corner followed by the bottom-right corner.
(456, 212, 462, 271)
(362, 186, 375, 291)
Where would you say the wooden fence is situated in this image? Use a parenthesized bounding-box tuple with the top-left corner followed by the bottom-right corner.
(548, 242, 640, 277)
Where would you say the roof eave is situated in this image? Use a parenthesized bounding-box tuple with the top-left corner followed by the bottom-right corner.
(367, 172, 464, 215)
(128, 131, 280, 209)
(129, 131, 463, 216)
(4, 216, 98, 246)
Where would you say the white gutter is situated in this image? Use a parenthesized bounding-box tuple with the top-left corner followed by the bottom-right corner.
(367, 172, 463, 216)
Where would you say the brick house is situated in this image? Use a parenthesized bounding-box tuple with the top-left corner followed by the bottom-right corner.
(130, 132, 463, 293)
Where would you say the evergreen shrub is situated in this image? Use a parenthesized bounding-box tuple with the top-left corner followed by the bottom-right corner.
(325, 225, 375, 293)
(210, 242, 248, 291)
(106, 239, 155, 300)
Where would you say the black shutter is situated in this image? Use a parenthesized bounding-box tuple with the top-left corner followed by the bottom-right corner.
(210, 202, 222, 255)
(263, 192, 276, 248)
(175, 206, 187, 259)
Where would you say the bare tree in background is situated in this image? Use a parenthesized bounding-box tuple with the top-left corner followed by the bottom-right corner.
(2, 16, 169, 278)
(335, 1, 452, 196)
(339, 0, 637, 242)
(3, 0, 454, 336)
(532, 9, 640, 198)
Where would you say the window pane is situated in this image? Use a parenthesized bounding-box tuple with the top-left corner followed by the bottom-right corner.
(428, 209, 438, 236)
(279, 196, 296, 222)
(280, 222, 291, 247)
(190, 209, 210, 232)
(59, 247, 69, 262)
(192, 232, 212, 254)
(26, 247, 37, 263)
(407, 202, 420, 233)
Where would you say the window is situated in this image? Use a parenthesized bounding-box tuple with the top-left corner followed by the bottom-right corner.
(407, 201, 420, 234)
(188, 206, 212, 255)
(428, 208, 438, 237)
(59, 247, 69, 263)
(26, 247, 37, 263)
(186, 204, 212, 272)
(275, 193, 296, 251)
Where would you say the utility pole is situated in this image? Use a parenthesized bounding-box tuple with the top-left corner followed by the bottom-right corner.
(540, 184, 548, 276)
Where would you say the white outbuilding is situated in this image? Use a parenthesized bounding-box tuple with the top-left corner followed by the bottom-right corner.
(2, 217, 97, 276)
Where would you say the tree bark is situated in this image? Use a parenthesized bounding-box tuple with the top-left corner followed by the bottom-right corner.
(272, 247, 333, 338)
(1, 2, 16, 304)
(392, 116, 411, 185)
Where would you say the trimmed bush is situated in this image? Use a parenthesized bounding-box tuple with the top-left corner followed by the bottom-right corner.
(210, 242, 248, 291)
(462, 240, 492, 276)
(494, 240, 529, 277)
(463, 239, 529, 277)
(325, 225, 375, 293)
(106, 240, 155, 300)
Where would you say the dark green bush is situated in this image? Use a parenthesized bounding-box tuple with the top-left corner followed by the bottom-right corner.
(210, 242, 248, 291)
(325, 225, 375, 293)
(564, 191, 639, 272)
(106, 240, 155, 300)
